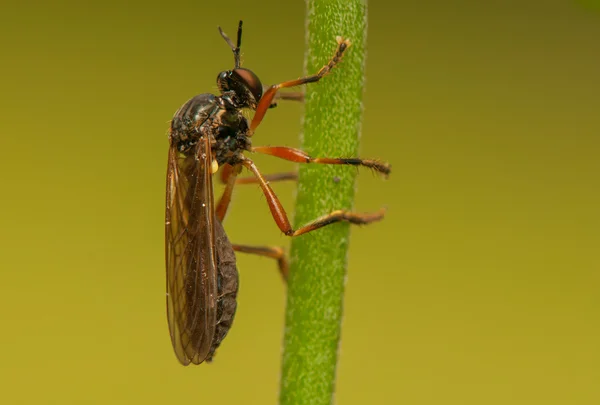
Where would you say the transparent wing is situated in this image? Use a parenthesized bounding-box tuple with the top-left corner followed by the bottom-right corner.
(165, 137, 217, 365)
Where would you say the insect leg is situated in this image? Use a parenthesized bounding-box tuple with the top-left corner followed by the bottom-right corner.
(250, 37, 351, 132)
(241, 158, 385, 237)
(216, 165, 297, 222)
(236, 171, 298, 185)
(232, 244, 289, 281)
(252, 146, 391, 177)
(216, 164, 241, 222)
(220, 163, 297, 185)
(269, 91, 305, 109)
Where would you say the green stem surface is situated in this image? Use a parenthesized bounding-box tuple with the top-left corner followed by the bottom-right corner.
(279, 1, 368, 405)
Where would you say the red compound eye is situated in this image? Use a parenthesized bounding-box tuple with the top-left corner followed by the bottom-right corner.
(231, 68, 263, 103)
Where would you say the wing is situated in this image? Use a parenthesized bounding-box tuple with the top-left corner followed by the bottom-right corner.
(165, 136, 217, 365)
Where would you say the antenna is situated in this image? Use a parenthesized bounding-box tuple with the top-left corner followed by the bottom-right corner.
(218, 20, 243, 68)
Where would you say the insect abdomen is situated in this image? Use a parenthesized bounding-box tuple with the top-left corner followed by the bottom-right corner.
(207, 219, 239, 361)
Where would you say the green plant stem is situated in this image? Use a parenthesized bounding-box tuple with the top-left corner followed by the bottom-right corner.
(279, 1, 368, 405)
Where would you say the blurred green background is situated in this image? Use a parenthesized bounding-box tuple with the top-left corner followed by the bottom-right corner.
(1, 0, 599, 404)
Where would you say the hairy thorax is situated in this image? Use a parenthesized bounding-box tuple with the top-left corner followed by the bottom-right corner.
(169, 93, 251, 166)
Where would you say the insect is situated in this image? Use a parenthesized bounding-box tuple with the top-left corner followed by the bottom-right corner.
(165, 21, 391, 365)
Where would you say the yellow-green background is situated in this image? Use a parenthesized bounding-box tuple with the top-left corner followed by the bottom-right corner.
(1, 0, 598, 404)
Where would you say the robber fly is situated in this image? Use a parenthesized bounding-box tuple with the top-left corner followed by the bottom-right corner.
(165, 21, 391, 365)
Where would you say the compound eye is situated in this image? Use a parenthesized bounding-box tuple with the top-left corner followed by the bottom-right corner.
(232, 68, 263, 103)
(216, 71, 230, 92)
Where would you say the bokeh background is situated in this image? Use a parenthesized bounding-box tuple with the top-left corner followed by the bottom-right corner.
(1, 0, 599, 404)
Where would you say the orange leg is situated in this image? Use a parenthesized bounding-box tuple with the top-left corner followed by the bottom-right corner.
(219, 163, 236, 184)
(216, 164, 241, 222)
(232, 244, 288, 281)
(252, 146, 391, 177)
(216, 164, 297, 222)
(241, 158, 386, 237)
(250, 37, 351, 133)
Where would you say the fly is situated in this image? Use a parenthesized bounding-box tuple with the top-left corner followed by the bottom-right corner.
(165, 21, 391, 365)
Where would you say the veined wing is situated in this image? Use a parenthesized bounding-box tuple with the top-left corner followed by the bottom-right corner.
(165, 137, 217, 365)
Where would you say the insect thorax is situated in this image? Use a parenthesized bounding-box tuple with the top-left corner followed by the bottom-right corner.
(211, 108, 251, 165)
(170, 93, 251, 163)
(170, 93, 218, 153)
